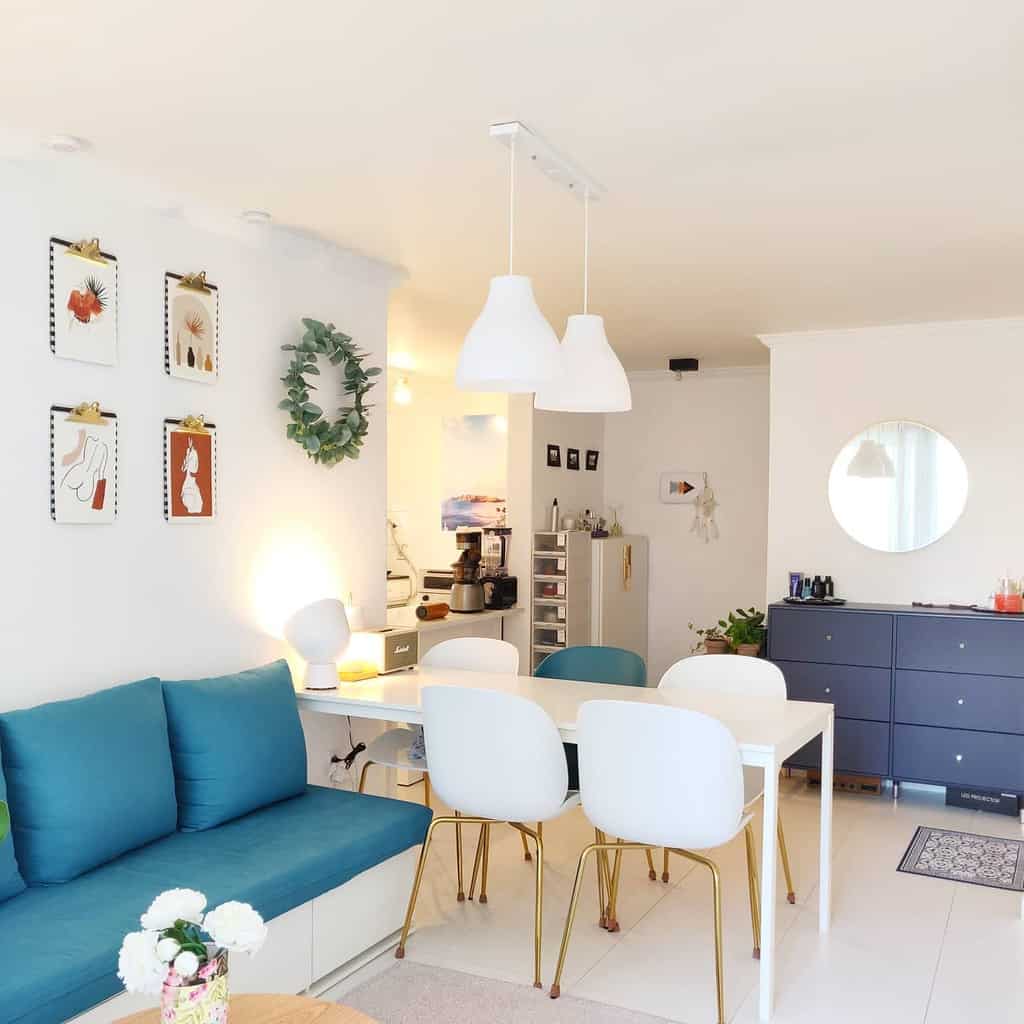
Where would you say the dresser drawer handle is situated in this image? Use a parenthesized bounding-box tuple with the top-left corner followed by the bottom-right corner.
(825, 634, 832, 641)
(955, 754, 963, 762)
(958, 642, 966, 649)
(956, 698, 965, 705)
(824, 687, 831, 694)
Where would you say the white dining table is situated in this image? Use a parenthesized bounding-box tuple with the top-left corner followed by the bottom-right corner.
(297, 668, 834, 1022)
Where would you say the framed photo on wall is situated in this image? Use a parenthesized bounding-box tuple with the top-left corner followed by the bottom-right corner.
(50, 403, 118, 523)
(567, 447, 580, 470)
(50, 238, 118, 365)
(546, 444, 561, 468)
(659, 470, 701, 504)
(164, 417, 217, 521)
(165, 272, 219, 382)
(586, 449, 599, 471)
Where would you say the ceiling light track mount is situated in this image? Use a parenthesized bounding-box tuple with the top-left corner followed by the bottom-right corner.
(489, 122, 605, 203)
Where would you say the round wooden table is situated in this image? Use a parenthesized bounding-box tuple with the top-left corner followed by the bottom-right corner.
(117, 993, 377, 1023)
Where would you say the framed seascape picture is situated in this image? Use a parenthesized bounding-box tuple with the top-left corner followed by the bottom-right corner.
(50, 238, 118, 365)
(165, 272, 219, 382)
(164, 417, 217, 522)
(440, 415, 507, 530)
(50, 404, 118, 523)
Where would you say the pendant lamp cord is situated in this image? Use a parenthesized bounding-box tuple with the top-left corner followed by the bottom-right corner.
(583, 186, 590, 314)
(508, 132, 516, 275)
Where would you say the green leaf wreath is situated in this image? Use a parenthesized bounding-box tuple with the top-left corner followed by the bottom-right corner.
(278, 318, 381, 466)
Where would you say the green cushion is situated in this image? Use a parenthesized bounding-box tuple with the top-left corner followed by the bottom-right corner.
(0, 757, 26, 903)
(0, 679, 177, 883)
(0, 786, 431, 1024)
(162, 661, 307, 830)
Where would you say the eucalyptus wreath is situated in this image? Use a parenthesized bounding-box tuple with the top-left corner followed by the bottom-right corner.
(278, 318, 382, 466)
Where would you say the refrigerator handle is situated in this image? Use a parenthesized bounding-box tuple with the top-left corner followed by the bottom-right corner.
(622, 543, 632, 590)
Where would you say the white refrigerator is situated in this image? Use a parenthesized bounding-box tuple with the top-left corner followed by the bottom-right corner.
(590, 535, 649, 671)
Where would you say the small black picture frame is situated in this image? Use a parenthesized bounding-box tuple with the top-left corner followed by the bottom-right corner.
(586, 449, 599, 471)
(567, 447, 580, 471)
(546, 444, 561, 468)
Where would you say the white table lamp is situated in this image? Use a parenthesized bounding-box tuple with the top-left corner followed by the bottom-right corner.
(283, 598, 351, 690)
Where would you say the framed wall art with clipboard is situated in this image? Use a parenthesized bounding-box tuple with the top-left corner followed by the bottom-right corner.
(164, 416, 217, 522)
(49, 237, 118, 366)
(165, 271, 219, 382)
(50, 403, 118, 523)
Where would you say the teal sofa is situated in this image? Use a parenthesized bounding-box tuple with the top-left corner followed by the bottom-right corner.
(0, 661, 431, 1024)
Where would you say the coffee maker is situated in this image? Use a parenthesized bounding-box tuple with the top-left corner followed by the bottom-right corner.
(450, 529, 485, 613)
(480, 528, 517, 609)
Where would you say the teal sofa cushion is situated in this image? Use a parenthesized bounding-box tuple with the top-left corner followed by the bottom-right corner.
(0, 679, 177, 884)
(162, 661, 307, 831)
(0, 754, 26, 903)
(0, 786, 431, 1024)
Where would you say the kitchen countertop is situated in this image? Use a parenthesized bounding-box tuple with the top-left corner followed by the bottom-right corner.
(769, 600, 1018, 620)
(385, 604, 524, 633)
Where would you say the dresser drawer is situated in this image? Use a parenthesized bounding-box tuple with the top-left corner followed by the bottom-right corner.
(893, 724, 1024, 792)
(896, 615, 1024, 677)
(769, 609, 892, 668)
(776, 661, 891, 721)
(786, 718, 890, 776)
(895, 671, 1024, 735)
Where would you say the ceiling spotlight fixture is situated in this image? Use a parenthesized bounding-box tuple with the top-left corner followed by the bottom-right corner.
(455, 123, 561, 393)
(241, 209, 272, 225)
(393, 376, 413, 405)
(534, 185, 631, 413)
(45, 134, 89, 154)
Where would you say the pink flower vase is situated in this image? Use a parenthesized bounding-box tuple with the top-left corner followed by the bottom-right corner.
(160, 948, 229, 1024)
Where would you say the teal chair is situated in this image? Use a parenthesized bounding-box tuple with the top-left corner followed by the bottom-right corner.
(533, 645, 650, 929)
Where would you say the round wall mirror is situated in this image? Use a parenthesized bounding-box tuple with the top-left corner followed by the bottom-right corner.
(828, 421, 968, 553)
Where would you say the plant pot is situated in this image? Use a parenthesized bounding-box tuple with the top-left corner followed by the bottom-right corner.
(161, 948, 228, 1024)
(703, 638, 731, 655)
(736, 642, 762, 657)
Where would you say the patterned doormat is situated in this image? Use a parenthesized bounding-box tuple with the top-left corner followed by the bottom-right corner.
(898, 826, 1024, 891)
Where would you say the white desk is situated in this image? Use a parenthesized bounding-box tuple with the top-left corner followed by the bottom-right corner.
(298, 668, 834, 1021)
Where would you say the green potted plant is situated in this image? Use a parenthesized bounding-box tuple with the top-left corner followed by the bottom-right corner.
(689, 621, 731, 655)
(723, 607, 766, 656)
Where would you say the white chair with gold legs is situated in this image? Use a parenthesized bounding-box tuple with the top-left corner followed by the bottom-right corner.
(358, 637, 518, 902)
(550, 700, 759, 1024)
(654, 656, 797, 909)
(395, 685, 580, 989)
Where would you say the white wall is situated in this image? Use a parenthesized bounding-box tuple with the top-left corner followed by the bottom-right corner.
(533, 409, 605, 530)
(602, 371, 770, 682)
(1, 158, 396, 781)
(386, 372, 506, 582)
(763, 318, 1024, 606)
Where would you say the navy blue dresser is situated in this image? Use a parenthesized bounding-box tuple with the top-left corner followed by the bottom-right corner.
(767, 602, 1024, 798)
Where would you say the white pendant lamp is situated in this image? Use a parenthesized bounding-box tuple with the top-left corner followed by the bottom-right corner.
(534, 188, 632, 412)
(456, 130, 560, 393)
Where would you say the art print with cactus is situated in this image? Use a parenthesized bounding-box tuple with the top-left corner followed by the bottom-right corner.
(50, 237, 119, 365)
(166, 272, 219, 383)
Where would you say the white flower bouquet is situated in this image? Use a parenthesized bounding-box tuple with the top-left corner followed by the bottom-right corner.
(118, 888, 267, 1022)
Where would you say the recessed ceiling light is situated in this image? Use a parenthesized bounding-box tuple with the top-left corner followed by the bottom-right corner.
(241, 209, 272, 224)
(45, 134, 90, 154)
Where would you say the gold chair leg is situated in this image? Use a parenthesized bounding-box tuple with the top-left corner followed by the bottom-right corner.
(595, 829, 608, 928)
(480, 822, 491, 903)
(357, 760, 373, 794)
(395, 816, 445, 958)
(550, 843, 598, 999)
(671, 848, 725, 1024)
(744, 823, 762, 959)
(468, 824, 485, 901)
(778, 815, 796, 904)
(662, 847, 670, 883)
(513, 823, 544, 988)
(520, 829, 532, 861)
(606, 843, 623, 932)
(645, 848, 657, 880)
(422, 772, 431, 809)
(455, 810, 465, 902)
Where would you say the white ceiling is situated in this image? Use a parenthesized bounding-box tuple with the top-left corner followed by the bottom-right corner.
(3, 0, 1021, 371)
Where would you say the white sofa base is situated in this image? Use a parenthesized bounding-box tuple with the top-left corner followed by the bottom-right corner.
(66, 846, 418, 1022)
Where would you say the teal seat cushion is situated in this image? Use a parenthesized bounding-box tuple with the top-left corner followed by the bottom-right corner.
(0, 786, 431, 1024)
(0, 756, 26, 903)
(162, 660, 307, 831)
(0, 678, 177, 884)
